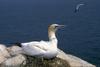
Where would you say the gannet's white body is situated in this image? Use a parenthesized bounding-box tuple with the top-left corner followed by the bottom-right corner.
(19, 24, 64, 58)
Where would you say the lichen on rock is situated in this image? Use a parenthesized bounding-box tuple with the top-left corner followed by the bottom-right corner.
(21, 55, 70, 67)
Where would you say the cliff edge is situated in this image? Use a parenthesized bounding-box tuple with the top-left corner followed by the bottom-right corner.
(0, 44, 96, 67)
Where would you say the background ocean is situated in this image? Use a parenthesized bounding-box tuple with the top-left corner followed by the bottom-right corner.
(0, 0, 100, 66)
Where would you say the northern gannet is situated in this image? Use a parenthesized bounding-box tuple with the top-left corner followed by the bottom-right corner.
(14, 24, 65, 59)
(74, 3, 85, 13)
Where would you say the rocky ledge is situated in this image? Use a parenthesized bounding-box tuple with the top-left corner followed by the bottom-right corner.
(0, 44, 96, 67)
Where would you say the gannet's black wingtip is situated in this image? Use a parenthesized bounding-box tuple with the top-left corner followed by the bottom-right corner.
(9, 42, 22, 47)
(74, 9, 78, 13)
(74, 10, 77, 13)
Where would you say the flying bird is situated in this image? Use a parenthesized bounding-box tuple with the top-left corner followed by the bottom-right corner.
(14, 24, 65, 59)
(74, 3, 85, 13)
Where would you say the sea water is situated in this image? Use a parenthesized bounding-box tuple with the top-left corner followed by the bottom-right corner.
(0, 0, 100, 66)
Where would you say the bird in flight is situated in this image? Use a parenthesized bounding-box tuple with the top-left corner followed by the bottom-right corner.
(74, 3, 85, 13)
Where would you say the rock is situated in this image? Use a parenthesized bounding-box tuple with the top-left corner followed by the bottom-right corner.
(0, 44, 10, 58)
(0, 45, 96, 67)
(0, 44, 10, 64)
(0, 54, 7, 64)
(57, 49, 96, 67)
(7, 46, 23, 56)
(1, 54, 70, 67)
(1, 54, 26, 67)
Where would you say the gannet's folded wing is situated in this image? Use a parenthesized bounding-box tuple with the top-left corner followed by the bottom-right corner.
(22, 41, 50, 51)
(21, 42, 49, 56)
(30, 41, 50, 51)
(32, 45, 48, 51)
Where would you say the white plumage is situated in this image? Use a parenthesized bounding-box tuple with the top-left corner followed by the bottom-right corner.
(19, 24, 65, 59)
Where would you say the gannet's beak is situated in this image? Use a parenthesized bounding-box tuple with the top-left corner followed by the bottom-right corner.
(57, 25, 66, 28)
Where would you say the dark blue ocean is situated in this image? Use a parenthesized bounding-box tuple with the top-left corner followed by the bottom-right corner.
(0, 0, 100, 66)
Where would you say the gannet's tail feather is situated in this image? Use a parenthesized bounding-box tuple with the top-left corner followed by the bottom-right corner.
(9, 42, 22, 47)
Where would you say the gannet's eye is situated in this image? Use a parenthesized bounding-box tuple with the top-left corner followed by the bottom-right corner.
(55, 26, 58, 28)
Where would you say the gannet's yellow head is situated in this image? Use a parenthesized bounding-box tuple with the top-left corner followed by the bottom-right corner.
(48, 24, 65, 32)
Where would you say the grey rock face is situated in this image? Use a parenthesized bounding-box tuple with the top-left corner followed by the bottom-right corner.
(0, 45, 10, 64)
(1, 54, 26, 67)
(57, 49, 96, 67)
(0, 45, 96, 67)
(7, 46, 23, 56)
(0, 54, 7, 64)
(0, 44, 10, 58)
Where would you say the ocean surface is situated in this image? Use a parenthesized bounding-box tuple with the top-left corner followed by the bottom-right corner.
(0, 0, 100, 66)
